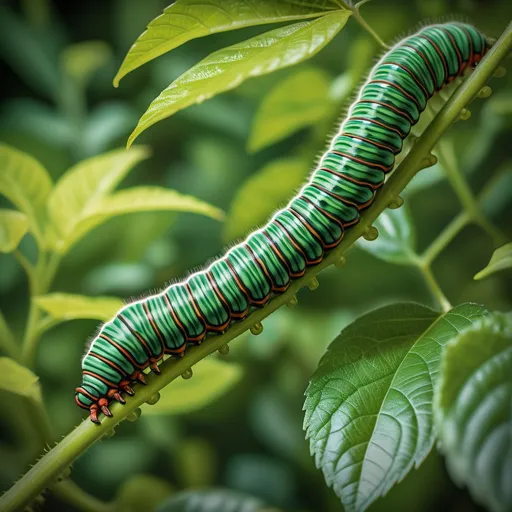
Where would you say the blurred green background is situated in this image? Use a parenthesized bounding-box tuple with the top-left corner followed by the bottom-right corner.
(0, 0, 511, 510)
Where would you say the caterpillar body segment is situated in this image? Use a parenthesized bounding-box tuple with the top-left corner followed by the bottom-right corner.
(76, 23, 489, 423)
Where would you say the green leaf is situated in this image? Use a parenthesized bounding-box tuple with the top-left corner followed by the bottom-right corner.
(357, 206, 417, 265)
(34, 293, 124, 323)
(474, 242, 512, 280)
(0, 7, 60, 101)
(116, 474, 174, 512)
(59, 186, 223, 253)
(127, 13, 350, 147)
(0, 209, 28, 253)
(155, 488, 266, 512)
(224, 157, 309, 242)
(61, 41, 112, 86)
(0, 143, 53, 246)
(113, 0, 343, 86)
(434, 312, 512, 512)
(142, 359, 242, 415)
(45, 146, 150, 253)
(0, 310, 18, 359)
(304, 302, 488, 512)
(248, 67, 332, 152)
(0, 357, 42, 403)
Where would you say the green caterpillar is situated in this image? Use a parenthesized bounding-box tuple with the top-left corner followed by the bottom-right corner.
(76, 22, 488, 423)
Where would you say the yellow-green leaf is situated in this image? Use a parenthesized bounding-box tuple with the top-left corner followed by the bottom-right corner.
(127, 13, 350, 147)
(56, 186, 224, 252)
(116, 474, 174, 512)
(45, 146, 150, 253)
(0, 209, 28, 252)
(224, 157, 309, 242)
(0, 143, 52, 245)
(35, 293, 123, 323)
(0, 357, 42, 403)
(113, 0, 343, 86)
(248, 67, 332, 152)
(61, 41, 112, 86)
(474, 242, 512, 280)
(142, 359, 243, 415)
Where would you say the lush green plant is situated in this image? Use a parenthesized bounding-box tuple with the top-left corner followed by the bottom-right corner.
(0, 1, 511, 511)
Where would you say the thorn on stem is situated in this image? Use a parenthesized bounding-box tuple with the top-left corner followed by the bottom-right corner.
(181, 368, 193, 380)
(477, 86, 492, 98)
(218, 344, 230, 356)
(335, 255, 347, 269)
(307, 277, 320, 291)
(363, 226, 379, 241)
(388, 196, 404, 209)
(286, 295, 299, 309)
(146, 392, 161, 405)
(459, 108, 471, 121)
(126, 408, 141, 422)
(250, 322, 263, 335)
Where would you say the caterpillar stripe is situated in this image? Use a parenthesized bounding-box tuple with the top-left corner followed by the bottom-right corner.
(76, 22, 489, 423)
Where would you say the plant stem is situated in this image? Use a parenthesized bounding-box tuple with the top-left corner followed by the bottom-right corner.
(339, 0, 389, 49)
(416, 261, 452, 312)
(53, 480, 114, 512)
(2, 18, 511, 512)
(422, 212, 470, 266)
(437, 139, 507, 246)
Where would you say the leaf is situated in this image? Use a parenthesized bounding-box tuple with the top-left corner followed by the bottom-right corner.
(0, 6, 60, 101)
(474, 242, 512, 280)
(224, 157, 309, 241)
(434, 312, 512, 512)
(142, 359, 243, 415)
(34, 293, 124, 323)
(0, 143, 53, 246)
(116, 474, 174, 512)
(81, 102, 139, 157)
(61, 41, 112, 85)
(0, 357, 42, 403)
(0, 310, 17, 358)
(61, 186, 223, 252)
(304, 302, 488, 512)
(155, 488, 266, 512)
(45, 146, 150, 253)
(248, 67, 332, 152)
(357, 206, 417, 265)
(0, 99, 73, 148)
(0, 209, 28, 253)
(127, 13, 350, 146)
(113, 0, 343, 86)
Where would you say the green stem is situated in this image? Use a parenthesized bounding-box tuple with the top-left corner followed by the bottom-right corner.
(2, 18, 511, 512)
(422, 212, 470, 266)
(53, 480, 114, 512)
(339, 0, 389, 49)
(437, 139, 507, 246)
(416, 261, 451, 312)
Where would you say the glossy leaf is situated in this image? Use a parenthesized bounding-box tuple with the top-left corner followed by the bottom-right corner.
(0, 209, 28, 253)
(45, 146, 150, 253)
(357, 206, 417, 265)
(434, 312, 512, 512)
(142, 359, 242, 415)
(0, 143, 53, 246)
(474, 242, 512, 280)
(114, 0, 343, 86)
(35, 293, 123, 323)
(127, 13, 350, 146)
(248, 67, 332, 152)
(304, 302, 488, 512)
(156, 488, 265, 512)
(224, 157, 309, 241)
(0, 357, 42, 403)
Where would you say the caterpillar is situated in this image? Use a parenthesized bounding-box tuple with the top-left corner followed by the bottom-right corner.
(76, 22, 488, 423)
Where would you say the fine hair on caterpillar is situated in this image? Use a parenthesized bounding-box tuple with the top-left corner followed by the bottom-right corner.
(75, 22, 489, 424)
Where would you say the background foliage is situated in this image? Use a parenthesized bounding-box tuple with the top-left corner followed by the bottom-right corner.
(0, 0, 511, 511)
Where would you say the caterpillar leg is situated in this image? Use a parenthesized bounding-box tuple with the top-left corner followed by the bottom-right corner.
(88, 399, 112, 423)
